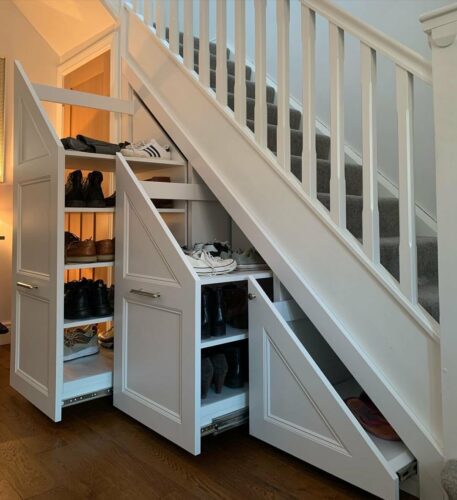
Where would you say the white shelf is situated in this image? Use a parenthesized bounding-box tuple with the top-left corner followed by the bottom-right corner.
(200, 384, 248, 427)
(63, 348, 113, 400)
(201, 326, 248, 348)
(65, 207, 114, 213)
(65, 261, 114, 270)
(199, 269, 272, 285)
(64, 315, 113, 329)
(157, 208, 186, 213)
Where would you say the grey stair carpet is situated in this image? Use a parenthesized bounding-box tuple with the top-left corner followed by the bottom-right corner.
(170, 30, 440, 321)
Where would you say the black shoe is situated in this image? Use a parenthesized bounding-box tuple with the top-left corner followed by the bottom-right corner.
(0, 323, 9, 334)
(201, 357, 214, 399)
(104, 192, 116, 207)
(83, 171, 106, 207)
(212, 286, 226, 337)
(210, 353, 228, 393)
(76, 135, 121, 155)
(224, 346, 245, 388)
(65, 170, 86, 207)
(87, 280, 112, 317)
(61, 137, 92, 152)
(201, 288, 212, 339)
(64, 283, 91, 319)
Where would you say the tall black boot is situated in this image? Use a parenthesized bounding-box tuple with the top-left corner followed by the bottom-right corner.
(212, 286, 226, 337)
(211, 353, 228, 393)
(201, 288, 212, 339)
(201, 356, 214, 399)
(224, 346, 245, 388)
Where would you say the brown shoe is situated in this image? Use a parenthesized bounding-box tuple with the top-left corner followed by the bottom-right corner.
(96, 239, 114, 262)
(66, 240, 97, 263)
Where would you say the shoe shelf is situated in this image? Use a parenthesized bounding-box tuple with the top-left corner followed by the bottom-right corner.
(65, 207, 115, 213)
(64, 315, 114, 329)
(200, 384, 249, 427)
(200, 326, 248, 349)
(64, 261, 114, 270)
(157, 208, 186, 214)
(199, 269, 272, 285)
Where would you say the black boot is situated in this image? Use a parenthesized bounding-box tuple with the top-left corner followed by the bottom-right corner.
(83, 171, 106, 207)
(212, 286, 226, 337)
(211, 353, 228, 393)
(224, 346, 245, 388)
(64, 282, 91, 319)
(201, 356, 214, 399)
(65, 170, 86, 207)
(201, 288, 212, 339)
(87, 280, 112, 317)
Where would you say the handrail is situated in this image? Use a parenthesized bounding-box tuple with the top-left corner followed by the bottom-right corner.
(301, 0, 432, 84)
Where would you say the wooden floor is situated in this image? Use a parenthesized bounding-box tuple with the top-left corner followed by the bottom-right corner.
(0, 345, 413, 499)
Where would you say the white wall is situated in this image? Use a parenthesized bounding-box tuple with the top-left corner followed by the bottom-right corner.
(0, 0, 59, 324)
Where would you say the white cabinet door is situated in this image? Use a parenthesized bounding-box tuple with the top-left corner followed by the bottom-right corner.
(114, 155, 199, 454)
(10, 63, 64, 421)
(248, 278, 399, 500)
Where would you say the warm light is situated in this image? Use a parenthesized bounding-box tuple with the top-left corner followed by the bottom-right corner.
(0, 57, 4, 184)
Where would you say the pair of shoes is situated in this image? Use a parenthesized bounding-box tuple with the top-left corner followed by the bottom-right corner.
(65, 233, 115, 263)
(121, 138, 171, 159)
(201, 353, 228, 397)
(64, 279, 113, 320)
(98, 326, 114, 349)
(221, 247, 268, 271)
(64, 325, 99, 361)
(65, 170, 107, 208)
(0, 322, 9, 334)
(202, 287, 226, 339)
(187, 250, 237, 275)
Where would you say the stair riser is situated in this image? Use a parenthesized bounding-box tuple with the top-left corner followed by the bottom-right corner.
(181, 47, 251, 79)
(209, 72, 276, 103)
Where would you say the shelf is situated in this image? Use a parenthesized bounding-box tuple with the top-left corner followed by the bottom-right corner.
(65, 261, 114, 270)
(64, 315, 113, 329)
(65, 207, 114, 213)
(157, 208, 186, 213)
(199, 269, 272, 285)
(200, 384, 249, 427)
(65, 150, 185, 172)
(63, 348, 113, 401)
(201, 326, 248, 348)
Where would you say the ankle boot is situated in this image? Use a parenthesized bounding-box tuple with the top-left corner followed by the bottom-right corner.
(212, 286, 226, 337)
(224, 346, 245, 388)
(201, 288, 212, 339)
(84, 171, 106, 207)
(201, 356, 214, 399)
(64, 283, 91, 319)
(65, 170, 85, 207)
(211, 353, 228, 393)
(87, 280, 112, 317)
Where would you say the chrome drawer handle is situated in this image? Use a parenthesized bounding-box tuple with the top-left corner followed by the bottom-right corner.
(130, 289, 161, 299)
(17, 282, 38, 290)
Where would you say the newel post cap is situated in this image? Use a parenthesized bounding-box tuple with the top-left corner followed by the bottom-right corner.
(421, 3, 457, 48)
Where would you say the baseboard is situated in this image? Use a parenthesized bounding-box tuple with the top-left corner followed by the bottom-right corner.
(0, 321, 11, 346)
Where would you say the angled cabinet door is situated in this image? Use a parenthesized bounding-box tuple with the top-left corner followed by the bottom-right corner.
(11, 62, 64, 421)
(114, 155, 200, 454)
(248, 278, 400, 500)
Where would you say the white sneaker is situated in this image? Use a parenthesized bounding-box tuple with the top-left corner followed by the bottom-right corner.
(186, 250, 237, 275)
(121, 139, 171, 159)
(64, 325, 99, 362)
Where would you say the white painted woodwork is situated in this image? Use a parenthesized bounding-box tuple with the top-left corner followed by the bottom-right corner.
(183, 0, 194, 71)
(140, 180, 215, 201)
(11, 62, 64, 422)
(143, 0, 152, 26)
(301, 5, 317, 197)
(396, 66, 417, 304)
(361, 43, 380, 263)
(254, 0, 267, 147)
(198, 0, 210, 86)
(248, 279, 401, 500)
(329, 23, 346, 228)
(132, 0, 139, 14)
(169, 0, 179, 55)
(155, 0, 165, 40)
(234, 0, 246, 126)
(276, 0, 291, 172)
(114, 154, 199, 454)
(216, 0, 228, 106)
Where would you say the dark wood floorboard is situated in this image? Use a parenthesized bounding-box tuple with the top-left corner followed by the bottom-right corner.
(0, 346, 413, 499)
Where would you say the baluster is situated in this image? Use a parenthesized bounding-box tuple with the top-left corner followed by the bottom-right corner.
(396, 66, 417, 302)
(361, 43, 380, 262)
(184, 0, 194, 70)
(329, 23, 346, 227)
(301, 4, 316, 196)
(155, 0, 165, 40)
(143, 0, 152, 26)
(199, 0, 210, 86)
(216, 0, 228, 105)
(254, 0, 267, 147)
(234, 0, 246, 125)
(276, 0, 291, 171)
(169, 0, 179, 54)
(132, 0, 139, 14)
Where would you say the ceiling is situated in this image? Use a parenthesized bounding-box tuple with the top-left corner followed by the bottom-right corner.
(13, 0, 116, 58)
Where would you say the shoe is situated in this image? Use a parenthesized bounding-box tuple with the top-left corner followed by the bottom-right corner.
(221, 247, 268, 271)
(87, 279, 112, 317)
(64, 325, 99, 361)
(210, 353, 228, 394)
(65, 170, 86, 207)
(224, 346, 245, 388)
(201, 357, 214, 399)
(98, 326, 114, 349)
(64, 282, 91, 319)
(0, 323, 9, 334)
(66, 239, 97, 264)
(121, 138, 171, 159)
(61, 137, 92, 153)
(201, 288, 212, 340)
(104, 192, 116, 207)
(108, 284, 115, 311)
(191, 241, 231, 257)
(147, 176, 173, 208)
(186, 250, 237, 275)
(212, 286, 226, 337)
(76, 135, 121, 155)
(223, 284, 248, 329)
(83, 171, 106, 207)
(96, 239, 115, 261)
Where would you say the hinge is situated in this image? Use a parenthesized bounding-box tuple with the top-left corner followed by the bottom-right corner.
(62, 388, 112, 407)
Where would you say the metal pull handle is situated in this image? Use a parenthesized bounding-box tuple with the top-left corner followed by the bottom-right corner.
(248, 293, 257, 300)
(17, 282, 38, 290)
(130, 289, 161, 299)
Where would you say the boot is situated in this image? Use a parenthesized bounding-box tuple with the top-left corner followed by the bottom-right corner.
(210, 353, 228, 393)
(212, 286, 226, 337)
(87, 279, 112, 317)
(224, 346, 245, 388)
(64, 282, 91, 319)
(201, 288, 212, 339)
(83, 171, 106, 207)
(201, 356, 214, 399)
(65, 170, 85, 207)
(223, 284, 248, 329)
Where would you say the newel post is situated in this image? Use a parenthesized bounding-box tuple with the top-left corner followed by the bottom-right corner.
(421, 4, 457, 460)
